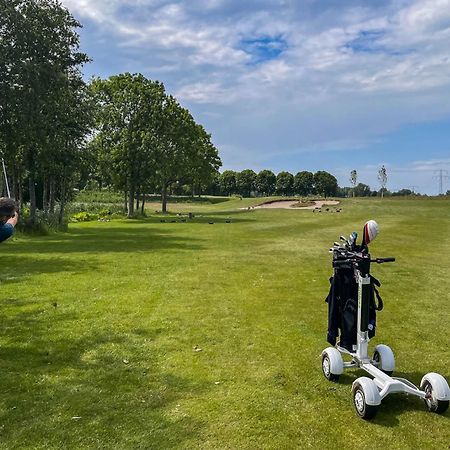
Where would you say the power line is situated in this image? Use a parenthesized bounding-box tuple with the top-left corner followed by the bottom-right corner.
(433, 169, 449, 195)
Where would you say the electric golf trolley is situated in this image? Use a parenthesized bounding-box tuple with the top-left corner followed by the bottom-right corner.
(321, 220, 450, 420)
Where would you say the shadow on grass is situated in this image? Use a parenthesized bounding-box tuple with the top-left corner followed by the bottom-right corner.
(0, 307, 208, 448)
(8, 225, 206, 255)
(0, 255, 98, 285)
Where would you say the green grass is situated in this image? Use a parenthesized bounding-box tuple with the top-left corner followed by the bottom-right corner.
(1, 197, 449, 449)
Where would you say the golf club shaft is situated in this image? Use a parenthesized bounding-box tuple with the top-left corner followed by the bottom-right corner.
(2, 158, 10, 198)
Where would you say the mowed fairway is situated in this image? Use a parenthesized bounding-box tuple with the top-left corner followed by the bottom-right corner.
(0, 198, 449, 449)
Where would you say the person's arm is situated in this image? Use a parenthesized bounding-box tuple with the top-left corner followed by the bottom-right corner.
(6, 211, 18, 227)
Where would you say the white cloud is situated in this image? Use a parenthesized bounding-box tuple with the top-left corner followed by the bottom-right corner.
(61, 0, 450, 194)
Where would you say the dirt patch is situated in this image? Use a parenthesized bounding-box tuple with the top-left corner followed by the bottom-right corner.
(251, 199, 340, 210)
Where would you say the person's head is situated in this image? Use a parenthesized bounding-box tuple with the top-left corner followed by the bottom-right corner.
(0, 198, 17, 224)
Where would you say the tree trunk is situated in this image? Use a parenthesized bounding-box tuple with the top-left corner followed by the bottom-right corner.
(49, 177, 55, 213)
(10, 165, 16, 199)
(59, 176, 66, 225)
(29, 175, 37, 223)
(124, 191, 127, 212)
(42, 178, 48, 214)
(141, 194, 145, 215)
(191, 183, 195, 198)
(17, 167, 23, 210)
(127, 187, 134, 218)
(136, 189, 140, 211)
(161, 183, 168, 213)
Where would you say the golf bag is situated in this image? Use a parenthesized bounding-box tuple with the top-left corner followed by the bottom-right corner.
(325, 265, 384, 351)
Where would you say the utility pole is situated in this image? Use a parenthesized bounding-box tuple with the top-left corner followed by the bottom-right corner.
(433, 169, 449, 195)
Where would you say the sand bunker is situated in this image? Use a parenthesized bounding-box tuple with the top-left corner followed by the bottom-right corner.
(252, 200, 340, 210)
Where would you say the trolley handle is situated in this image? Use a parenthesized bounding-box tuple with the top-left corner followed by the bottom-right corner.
(372, 257, 395, 264)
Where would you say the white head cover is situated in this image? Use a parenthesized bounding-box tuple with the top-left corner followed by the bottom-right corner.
(363, 220, 379, 245)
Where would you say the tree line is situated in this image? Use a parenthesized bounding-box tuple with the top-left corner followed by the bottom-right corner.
(203, 169, 338, 197)
(0, 0, 221, 226)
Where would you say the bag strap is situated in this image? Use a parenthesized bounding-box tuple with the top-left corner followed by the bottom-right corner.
(373, 286, 383, 311)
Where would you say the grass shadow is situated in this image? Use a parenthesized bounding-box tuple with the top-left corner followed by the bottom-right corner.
(7, 225, 205, 255)
(0, 307, 209, 448)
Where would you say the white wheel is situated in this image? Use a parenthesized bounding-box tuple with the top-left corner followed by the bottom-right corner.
(373, 344, 395, 375)
(352, 377, 380, 420)
(321, 348, 343, 382)
(420, 373, 450, 414)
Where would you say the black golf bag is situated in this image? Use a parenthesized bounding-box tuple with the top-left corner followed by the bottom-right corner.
(325, 261, 384, 351)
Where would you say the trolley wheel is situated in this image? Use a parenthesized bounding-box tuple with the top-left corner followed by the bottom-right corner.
(373, 345, 395, 376)
(322, 353, 340, 382)
(373, 350, 393, 376)
(352, 380, 379, 420)
(421, 380, 450, 414)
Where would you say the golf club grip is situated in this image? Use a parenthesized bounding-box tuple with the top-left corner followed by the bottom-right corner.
(374, 257, 395, 263)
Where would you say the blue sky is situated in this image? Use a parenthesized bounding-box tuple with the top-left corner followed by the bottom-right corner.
(63, 0, 450, 194)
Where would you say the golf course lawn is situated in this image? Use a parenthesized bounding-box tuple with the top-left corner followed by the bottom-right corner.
(1, 197, 449, 449)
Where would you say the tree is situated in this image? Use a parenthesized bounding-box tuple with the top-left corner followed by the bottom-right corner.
(255, 170, 276, 196)
(294, 171, 314, 196)
(313, 171, 338, 197)
(186, 124, 221, 197)
(350, 170, 357, 197)
(236, 169, 256, 197)
(392, 189, 413, 196)
(378, 165, 388, 199)
(0, 0, 90, 223)
(219, 170, 237, 196)
(276, 171, 294, 196)
(90, 74, 164, 216)
(91, 75, 220, 214)
(354, 182, 371, 197)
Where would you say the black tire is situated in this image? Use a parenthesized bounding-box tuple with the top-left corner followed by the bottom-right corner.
(422, 380, 450, 414)
(352, 383, 378, 420)
(322, 354, 340, 382)
(373, 350, 393, 376)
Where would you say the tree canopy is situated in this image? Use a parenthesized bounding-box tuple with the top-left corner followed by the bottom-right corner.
(0, 0, 91, 225)
(90, 73, 221, 215)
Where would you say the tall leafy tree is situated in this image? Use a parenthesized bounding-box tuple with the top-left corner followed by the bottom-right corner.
(236, 169, 256, 197)
(313, 171, 338, 197)
(149, 95, 219, 213)
(219, 170, 237, 196)
(294, 171, 314, 196)
(276, 171, 294, 196)
(0, 0, 90, 222)
(186, 124, 221, 197)
(91, 74, 165, 216)
(255, 170, 276, 196)
(91, 74, 220, 214)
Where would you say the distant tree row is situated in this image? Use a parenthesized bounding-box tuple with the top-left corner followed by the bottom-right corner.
(206, 169, 338, 197)
(338, 184, 427, 197)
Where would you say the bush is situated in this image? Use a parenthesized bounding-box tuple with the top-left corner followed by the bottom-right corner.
(75, 189, 123, 204)
(70, 211, 98, 222)
(16, 209, 68, 235)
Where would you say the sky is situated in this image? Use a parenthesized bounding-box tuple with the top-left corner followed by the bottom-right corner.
(61, 0, 450, 194)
